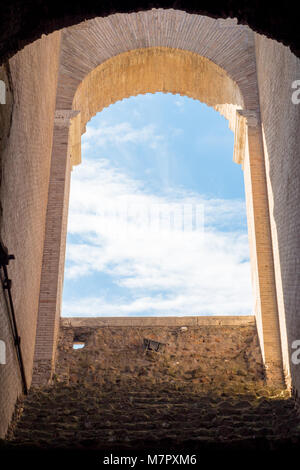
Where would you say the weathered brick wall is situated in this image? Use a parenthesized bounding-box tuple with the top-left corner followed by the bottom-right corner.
(56, 316, 265, 392)
(0, 31, 61, 438)
(255, 35, 300, 391)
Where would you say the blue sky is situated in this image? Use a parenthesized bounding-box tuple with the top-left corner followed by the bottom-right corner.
(62, 93, 253, 317)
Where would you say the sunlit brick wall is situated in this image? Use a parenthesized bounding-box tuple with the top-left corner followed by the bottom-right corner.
(255, 34, 300, 391)
(0, 31, 61, 437)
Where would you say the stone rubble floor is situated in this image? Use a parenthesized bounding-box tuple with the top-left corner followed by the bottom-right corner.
(3, 325, 300, 452)
(4, 380, 300, 450)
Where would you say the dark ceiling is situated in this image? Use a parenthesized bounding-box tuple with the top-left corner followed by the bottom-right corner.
(1, 1, 299, 63)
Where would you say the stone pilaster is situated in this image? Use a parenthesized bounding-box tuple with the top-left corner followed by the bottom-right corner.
(242, 110, 284, 386)
(31, 110, 77, 386)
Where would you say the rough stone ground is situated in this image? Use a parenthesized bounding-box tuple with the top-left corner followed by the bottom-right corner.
(4, 325, 300, 451)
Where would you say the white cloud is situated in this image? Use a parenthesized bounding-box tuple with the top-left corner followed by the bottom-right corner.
(174, 99, 184, 111)
(82, 122, 164, 149)
(62, 158, 253, 317)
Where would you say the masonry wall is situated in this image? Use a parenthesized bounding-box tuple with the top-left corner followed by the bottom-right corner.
(0, 31, 61, 438)
(255, 35, 300, 391)
(57, 316, 265, 393)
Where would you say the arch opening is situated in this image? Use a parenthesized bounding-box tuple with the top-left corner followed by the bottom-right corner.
(62, 92, 252, 318)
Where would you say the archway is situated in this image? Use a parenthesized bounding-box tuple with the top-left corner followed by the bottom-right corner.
(0, 7, 299, 441)
(32, 42, 285, 388)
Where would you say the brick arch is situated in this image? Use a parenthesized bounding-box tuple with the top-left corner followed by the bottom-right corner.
(1, 1, 300, 63)
(73, 47, 244, 136)
(55, 9, 261, 166)
(57, 11, 259, 115)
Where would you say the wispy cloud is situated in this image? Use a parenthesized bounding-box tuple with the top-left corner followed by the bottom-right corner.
(175, 99, 184, 111)
(63, 158, 253, 317)
(82, 122, 164, 151)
